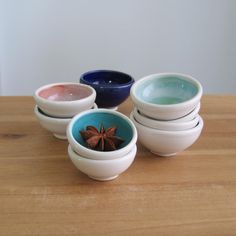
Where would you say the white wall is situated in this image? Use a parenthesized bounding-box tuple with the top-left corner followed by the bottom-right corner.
(1, 0, 236, 95)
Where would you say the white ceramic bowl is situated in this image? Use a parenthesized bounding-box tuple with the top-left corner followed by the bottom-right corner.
(131, 73, 203, 120)
(34, 82, 96, 118)
(34, 104, 98, 140)
(130, 112, 204, 156)
(68, 144, 137, 181)
(139, 102, 201, 123)
(133, 107, 200, 131)
(67, 108, 138, 160)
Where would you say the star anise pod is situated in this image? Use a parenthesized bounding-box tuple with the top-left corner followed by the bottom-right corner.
(80, 124, 124, 151)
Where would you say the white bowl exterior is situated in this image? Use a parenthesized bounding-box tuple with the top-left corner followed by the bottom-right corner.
(131, 73, 203, 120)
(133, 108, 200, 131)
(130, 113, 204, 156)
(137, 104, 195, 121)
(68, 144, 137, 181)
(34, 82, 96, 118)
(34, 106, 71, 139)
(166, 102, 201, 123)
(138, 102, 201, 123)
(35, 104, 98, 139)
(67, 109, 138, 160)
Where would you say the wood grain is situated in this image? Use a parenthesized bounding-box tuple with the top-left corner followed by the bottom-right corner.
(0, 96, 236, 236)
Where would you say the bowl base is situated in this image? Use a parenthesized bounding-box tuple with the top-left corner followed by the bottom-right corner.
(88, 175, 118, 181)
(53, 133, 67, 140)
(99, 106, 118, 111)
(150, 151, 177, 157)
(109, 106, 118, 111)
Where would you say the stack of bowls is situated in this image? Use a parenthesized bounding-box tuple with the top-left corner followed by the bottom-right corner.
(66, 109, 138, 181)
(34, 82, 96, 139)
(130, 73, 204, 157)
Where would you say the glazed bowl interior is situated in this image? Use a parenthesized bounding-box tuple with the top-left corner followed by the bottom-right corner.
(38, 84, 93, 102)
(135, 75, 200, 106)
(80, 70, 134, 87)
(71, 111, 134, 150)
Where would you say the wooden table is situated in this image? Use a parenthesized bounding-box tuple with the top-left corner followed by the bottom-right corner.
(0, 96, 236, 236)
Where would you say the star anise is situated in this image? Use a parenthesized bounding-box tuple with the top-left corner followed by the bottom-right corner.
(80, 124, 124, 151)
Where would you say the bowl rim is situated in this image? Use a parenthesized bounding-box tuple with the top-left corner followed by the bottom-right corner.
(138, 102, 201, 122)
(130, 111, 204, 136)
(34, 82, 96, 105)
(34, 105, 71, 123)
(80, 69, 135, 88)
(133, 107, 200, 130)
(68, 144, 137, 164)
(67, 108, 138, 160)
(131, 73, 203, 108)
(35, 103, 98, 120)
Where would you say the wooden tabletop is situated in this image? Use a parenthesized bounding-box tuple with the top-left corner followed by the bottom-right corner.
(0, 96, 236, 236)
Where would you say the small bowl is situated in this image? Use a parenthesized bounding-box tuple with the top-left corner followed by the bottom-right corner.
(67, 109, 138, 160)
(130, 112, 204, 156)
(34, 82, 96, 118)
(131, 73, 203, 120)
(165, 102, 201, 123)
(80, 70, 134, 109)
(68, 144, 137, 181)
(139, 102, 201, 123)
(35, 104, 98, 139)
(133, 107, 200, 131)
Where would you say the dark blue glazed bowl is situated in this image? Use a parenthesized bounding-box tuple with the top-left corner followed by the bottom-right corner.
(80, 70, 134, 109)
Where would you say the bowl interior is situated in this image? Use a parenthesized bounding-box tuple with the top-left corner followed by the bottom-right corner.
(38, 84, 93, 102)
(72, 112, 134, 150)
(81, 70, 133, 87)
(136, 76, 199, 105)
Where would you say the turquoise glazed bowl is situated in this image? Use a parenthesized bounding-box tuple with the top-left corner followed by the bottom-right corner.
(67, 109, 137, 160)
(80, 70, 134, 109)
(131, 73, 203, 120)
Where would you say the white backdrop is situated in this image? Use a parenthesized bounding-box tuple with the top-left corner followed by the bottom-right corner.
(1, 0, 236, 95)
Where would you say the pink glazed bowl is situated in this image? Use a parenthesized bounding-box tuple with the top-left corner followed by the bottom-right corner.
(34, 82, 96, 118)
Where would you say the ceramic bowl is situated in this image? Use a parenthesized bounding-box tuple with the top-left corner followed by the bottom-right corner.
(68, 144, 137, 181)
(67, 109, 138, 160)
(139, 102, 201, 123)
(80, 70, 134, 109)
(131, 73, 203, 120)
(34, 104, 98, 140)
(34, 82, 96, 118)
(165, 102, 201, 123)
(133, 107, 200, 131)
(130, 112, 204, 156)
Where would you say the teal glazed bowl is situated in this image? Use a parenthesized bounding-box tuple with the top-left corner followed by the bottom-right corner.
(131, 73, 203, 120)
(67, 109, 138, 160)
(80, 70, 134, 110)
